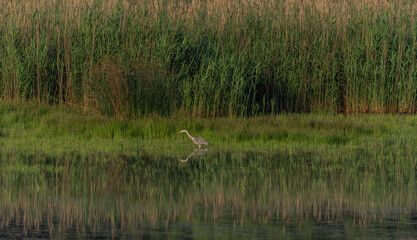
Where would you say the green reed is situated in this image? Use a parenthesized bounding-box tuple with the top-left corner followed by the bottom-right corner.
(2, 0, 417, 117)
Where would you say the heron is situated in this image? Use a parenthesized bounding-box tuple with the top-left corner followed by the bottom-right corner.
(178, 130, 210, 148)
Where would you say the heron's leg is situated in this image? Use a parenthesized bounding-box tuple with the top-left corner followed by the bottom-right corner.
(199, 145, 201, 149)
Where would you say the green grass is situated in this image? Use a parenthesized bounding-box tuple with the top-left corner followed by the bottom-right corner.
(0, 103, 413, 158)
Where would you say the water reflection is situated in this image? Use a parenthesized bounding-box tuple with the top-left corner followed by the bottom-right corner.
(179, 148, 209, 162)
(0, 149, 417, 238)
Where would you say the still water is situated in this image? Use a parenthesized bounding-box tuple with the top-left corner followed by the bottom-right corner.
(1, 148, 417, 239)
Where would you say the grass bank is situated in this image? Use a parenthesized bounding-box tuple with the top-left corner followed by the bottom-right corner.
(2, 0, 417, 117)
(0, 103, 414, 157)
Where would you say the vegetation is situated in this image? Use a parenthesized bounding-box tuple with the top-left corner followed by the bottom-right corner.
(2, 0, 417, 233)
(2, 0, 417, 117)
(0, 102, 407, 156)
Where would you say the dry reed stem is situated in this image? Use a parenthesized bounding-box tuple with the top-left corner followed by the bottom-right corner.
(3, 0, 417, 29)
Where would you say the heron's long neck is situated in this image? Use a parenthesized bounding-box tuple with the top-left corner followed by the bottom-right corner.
(185, 131, 193, 139)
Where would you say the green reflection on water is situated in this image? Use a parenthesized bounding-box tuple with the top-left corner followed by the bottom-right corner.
(1, 145, 417, 239)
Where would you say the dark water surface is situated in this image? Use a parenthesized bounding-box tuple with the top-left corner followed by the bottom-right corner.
(1, 148, 417, 239)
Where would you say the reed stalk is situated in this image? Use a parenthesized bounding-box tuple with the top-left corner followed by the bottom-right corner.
(1, 0, 417, 117)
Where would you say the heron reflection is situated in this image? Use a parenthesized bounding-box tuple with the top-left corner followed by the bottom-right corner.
(179, 148, 209, 162)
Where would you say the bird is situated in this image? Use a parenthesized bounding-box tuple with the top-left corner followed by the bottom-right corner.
(178, 130, 210, 148)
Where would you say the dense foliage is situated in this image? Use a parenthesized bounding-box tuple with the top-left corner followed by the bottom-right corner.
(1, 0, 417, 117)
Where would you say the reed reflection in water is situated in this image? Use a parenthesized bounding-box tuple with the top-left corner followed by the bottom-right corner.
(1, 149, 417, 239)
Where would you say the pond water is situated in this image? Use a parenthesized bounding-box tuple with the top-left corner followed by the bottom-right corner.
(1, 148, 417, 239)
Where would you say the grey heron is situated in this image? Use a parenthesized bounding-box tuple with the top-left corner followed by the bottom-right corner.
(178, 130, 210, 148)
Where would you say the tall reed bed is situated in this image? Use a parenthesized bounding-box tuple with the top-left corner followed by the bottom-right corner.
(1, 0, 417, 117)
